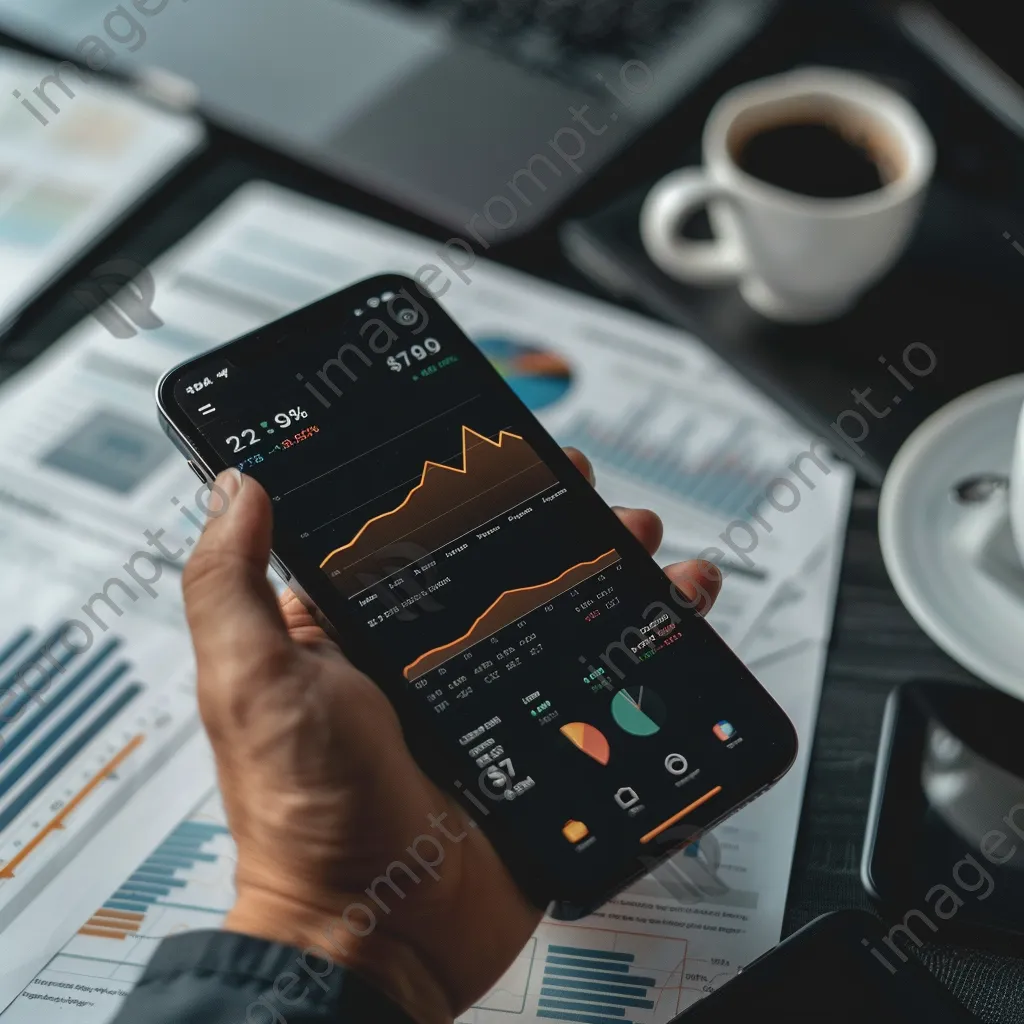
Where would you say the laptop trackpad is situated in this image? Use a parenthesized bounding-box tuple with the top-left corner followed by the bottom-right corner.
(331, 46, 621, 232)
(2, 0, 448, 143)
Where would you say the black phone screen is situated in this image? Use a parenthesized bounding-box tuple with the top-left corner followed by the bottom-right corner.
(864, 681, 1024, 944)
(158, 275, 796, 906)
(678, 910, 978, 1022)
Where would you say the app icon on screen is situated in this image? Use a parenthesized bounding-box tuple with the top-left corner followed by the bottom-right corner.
(713, 720, 735, 742)
(562, 819, 590, 844)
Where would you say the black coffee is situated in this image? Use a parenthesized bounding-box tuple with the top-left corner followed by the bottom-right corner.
(736, 120, 887, 198)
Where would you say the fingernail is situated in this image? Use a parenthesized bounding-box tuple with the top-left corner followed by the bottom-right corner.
(217, 468, 244, 501)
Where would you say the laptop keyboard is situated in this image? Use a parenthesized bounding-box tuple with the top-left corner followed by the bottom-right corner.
(387, 0, 705, 85)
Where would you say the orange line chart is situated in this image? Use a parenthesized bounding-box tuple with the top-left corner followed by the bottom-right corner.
(320, 426, 557, 595)
(0, 734, 145, 880)
(403, 550, 619, 680)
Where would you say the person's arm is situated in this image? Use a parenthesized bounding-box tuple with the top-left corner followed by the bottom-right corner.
(110, 456, 720, 1024)
(113, 931, 417, 1023)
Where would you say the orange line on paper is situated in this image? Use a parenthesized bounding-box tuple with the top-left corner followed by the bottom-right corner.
(85, 917, 139, 933)
(92, 908, 146, 924)
(79, 926, 133, 940)
(0, 735, 144, 879)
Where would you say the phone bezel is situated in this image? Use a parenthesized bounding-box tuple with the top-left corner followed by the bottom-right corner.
(861, 679, 1024, 949)
(676, 909, 978, 1020)
(156, 273, 799, 912)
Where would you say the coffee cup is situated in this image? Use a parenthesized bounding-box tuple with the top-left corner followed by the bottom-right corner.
(640, 67, 935, 322)
(1011, 398, 1024, 565)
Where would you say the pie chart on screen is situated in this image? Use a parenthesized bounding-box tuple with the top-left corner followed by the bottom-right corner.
(560, 722, 610, 765)
(476, 336, 573, 411)
(611, 686, 666, 737)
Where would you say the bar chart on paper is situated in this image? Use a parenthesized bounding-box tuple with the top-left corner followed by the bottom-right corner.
(1, 793, 234, 1024)
(0, 620, 196, 933)
(458, 922, 689, 1024)
(555, 394, 794, 526)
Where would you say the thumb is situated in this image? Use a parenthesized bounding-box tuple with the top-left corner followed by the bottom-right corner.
(182, 469, 291, 670)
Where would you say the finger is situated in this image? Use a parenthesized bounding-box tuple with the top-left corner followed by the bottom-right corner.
(613, 506, 663, 555)
(279, 589, 319, 633)
(563, 447, 595, 485)
(279, 589, 341, 653)
(662, 559, 723, 616)
(183, 471, 293, 668)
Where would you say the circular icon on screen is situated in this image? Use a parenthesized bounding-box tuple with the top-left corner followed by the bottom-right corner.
(396, 308, 420, 327)
(664, 753, 689, 776)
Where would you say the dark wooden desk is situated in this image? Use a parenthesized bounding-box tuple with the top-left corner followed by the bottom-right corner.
(0, 26, 1022, 1010)
(783, 487, 1024, 1023)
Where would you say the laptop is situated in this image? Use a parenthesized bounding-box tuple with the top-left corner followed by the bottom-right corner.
(0, 0, 778, 237)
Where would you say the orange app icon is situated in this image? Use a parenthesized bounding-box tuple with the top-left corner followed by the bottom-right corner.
(562, 819, 590, 844)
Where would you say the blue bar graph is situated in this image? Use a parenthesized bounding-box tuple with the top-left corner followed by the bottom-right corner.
(0, 684, 143, 832)
(146, 854, 205, 869)
(130, 874, 187, 888)
(538, 944, 657, 1024)
(0, 624, 78, 698)
(103, 816, 232, 917)
(557, 409, 776, 522)
(104, 899, 149, 914)
(0, 638, 123, 766)
(0, 628, 33, 671)
(0, 664, 131, 797)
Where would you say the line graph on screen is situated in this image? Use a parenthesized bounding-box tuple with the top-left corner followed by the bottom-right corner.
(320, 426, 557, 596)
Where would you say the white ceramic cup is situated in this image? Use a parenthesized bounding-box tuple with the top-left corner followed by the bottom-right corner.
(640, 67, 936, 322)
(1011, 399, 1024, 565)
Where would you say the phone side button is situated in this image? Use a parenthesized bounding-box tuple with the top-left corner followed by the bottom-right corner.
(269, 554, 293, 583)
(186, 460, 207, 483)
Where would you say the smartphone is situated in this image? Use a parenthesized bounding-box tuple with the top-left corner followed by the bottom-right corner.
(674, 910, 978, 1022)
(862, 681, 1024, 947)
(156, 274, 797, 914)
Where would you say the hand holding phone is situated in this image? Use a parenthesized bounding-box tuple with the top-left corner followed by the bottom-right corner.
(176, 457, 724, 1020)
(158, 275, 797, 919)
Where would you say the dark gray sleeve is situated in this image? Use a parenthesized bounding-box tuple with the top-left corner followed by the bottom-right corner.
(110, 930, 419, 1023)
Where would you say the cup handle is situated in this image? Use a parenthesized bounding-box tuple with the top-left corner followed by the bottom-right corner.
(639, 169, 746, 285)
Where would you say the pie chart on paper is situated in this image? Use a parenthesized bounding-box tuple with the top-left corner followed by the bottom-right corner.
(560, 722, 610, 765)
(476, 336, 574, 411)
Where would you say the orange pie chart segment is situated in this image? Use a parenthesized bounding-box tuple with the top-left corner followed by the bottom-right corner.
(560, 722, 610, 765)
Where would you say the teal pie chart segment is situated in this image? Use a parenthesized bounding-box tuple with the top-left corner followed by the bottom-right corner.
(611, 686, 666, 737)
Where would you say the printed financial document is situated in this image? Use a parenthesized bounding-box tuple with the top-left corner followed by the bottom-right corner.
(0, 183, 852, 1019)
(0, 47, 203, 329)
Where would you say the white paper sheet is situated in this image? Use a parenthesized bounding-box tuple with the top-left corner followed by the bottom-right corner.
(0, 737, 216, 1021)
(0, 509, 202, 1011)
(0, 47, 203, 328)
(0, 182, 853, 1020)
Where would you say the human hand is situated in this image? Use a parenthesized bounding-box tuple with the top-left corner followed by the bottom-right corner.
(181, 450, 722, 1024)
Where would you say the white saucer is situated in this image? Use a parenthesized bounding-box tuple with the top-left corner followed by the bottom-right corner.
(879, 375, 1024, 701)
